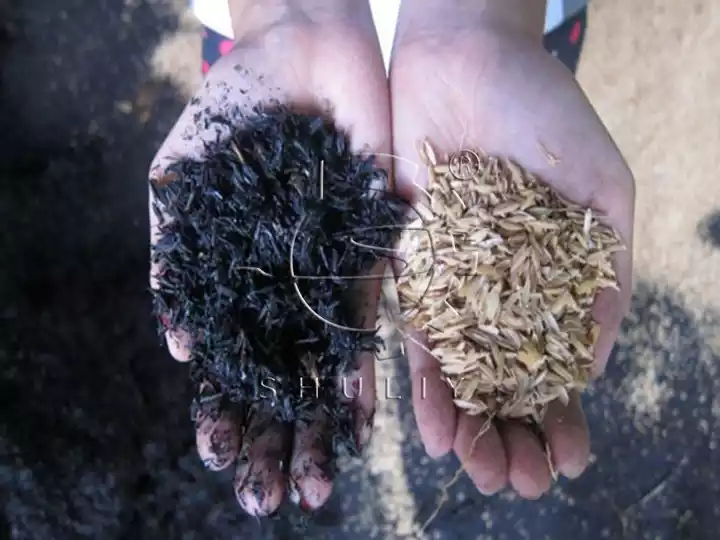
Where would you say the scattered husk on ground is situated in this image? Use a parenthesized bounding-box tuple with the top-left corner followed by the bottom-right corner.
(395, 141, 624, 426)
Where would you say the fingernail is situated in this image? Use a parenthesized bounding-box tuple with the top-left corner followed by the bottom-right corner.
(237, 492, 262, 516)
(287, 477, 301, 506)
(235, 479, 271, 517)
(298, 497, 313, 513)
(477, 469, 507, 496)
(559, 462, 586, 480)
(287, 476, 314, 512)
(198, 381, 216, 395)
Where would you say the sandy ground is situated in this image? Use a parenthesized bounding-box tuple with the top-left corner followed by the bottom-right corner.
(579, 0, 720, 309)
(1, 0, 719, 539)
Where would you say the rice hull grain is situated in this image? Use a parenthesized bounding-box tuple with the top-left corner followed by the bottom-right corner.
(396, 144, 623, 426)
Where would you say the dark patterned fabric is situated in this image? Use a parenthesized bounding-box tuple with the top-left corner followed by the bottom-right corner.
(200, 26, 233, 75)
(543, 7, 588, 74)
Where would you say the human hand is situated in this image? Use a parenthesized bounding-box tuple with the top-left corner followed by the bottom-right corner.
(389, 0, 635, 499)
(148, 0, 391, 516)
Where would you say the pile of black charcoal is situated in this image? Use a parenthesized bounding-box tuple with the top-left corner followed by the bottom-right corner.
(150, 107, 408, 458)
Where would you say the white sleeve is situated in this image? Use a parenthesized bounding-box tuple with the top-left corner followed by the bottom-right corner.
(191, 0, 234, 39)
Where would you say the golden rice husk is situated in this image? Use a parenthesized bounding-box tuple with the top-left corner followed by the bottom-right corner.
(395, 143, 624, 426)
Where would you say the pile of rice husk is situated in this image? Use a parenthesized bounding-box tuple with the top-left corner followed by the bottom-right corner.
(395, 142, 624, 425)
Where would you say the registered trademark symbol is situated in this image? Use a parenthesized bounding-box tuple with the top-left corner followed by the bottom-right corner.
(448, 150, 482, 180)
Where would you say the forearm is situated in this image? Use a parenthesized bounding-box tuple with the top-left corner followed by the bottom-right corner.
(227, 0, 369, 40)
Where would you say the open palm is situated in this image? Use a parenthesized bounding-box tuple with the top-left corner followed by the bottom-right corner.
(389, 9, 635, 498)
(148, 2, 390, 516)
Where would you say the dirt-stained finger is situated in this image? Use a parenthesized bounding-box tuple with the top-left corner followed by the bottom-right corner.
(233, 406, 291, 517)
(288, 407, 334, 512)
(150, 180, 194, 363)
(339, 359, 375, 450)
(195, 409, 241, 472)
(341, 258, 391, 451)
(161, 327, 190, 362)
(192, 382, 242, 472)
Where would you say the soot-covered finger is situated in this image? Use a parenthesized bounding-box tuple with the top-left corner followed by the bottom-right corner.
(165, 327, 192, 362)
(193, 382, 242, 471)
(340, 361, 375, 450)
(288, 407, 334, 512)
(233, 407, 291, 517)
(150, 177, 195, 363)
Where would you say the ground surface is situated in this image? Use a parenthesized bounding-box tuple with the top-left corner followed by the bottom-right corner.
(1, 0, 719, 539)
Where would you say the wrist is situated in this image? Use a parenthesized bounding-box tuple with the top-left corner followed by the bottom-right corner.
(227, 0, 366, 41)
(479, 0, 547, 40)
(398, 0, 547, 43)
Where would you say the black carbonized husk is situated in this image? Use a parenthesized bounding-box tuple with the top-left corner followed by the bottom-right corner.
(150, 107, 408, 457)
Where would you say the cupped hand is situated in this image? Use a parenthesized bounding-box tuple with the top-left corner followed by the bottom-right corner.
(148, 0, 390, 516)
(389, 1, 635, 499)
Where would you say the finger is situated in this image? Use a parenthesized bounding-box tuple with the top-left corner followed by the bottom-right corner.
(233, 407, 291, 517)
(500, 422, 552, 500)
(406, 329, 457, 458)
(341, 358, 375, 450)
(589, 166, 634, 376)
(590, 276, 627, 377)
(194, 402, 242, 472)
(542, 391, 590, 479)
(150, 185, 192, 363)
(193, 382, 242, 471)
(156, 312, 192, 363)
(164, 328, 191, 362)
(288, 407, 334, 512)
(329, 260, 384, 453)
(336, 107, 396, 450)
(453, 413, 507, 495)
(149, 177, 196, 364)
(324, 41, 394, 447)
